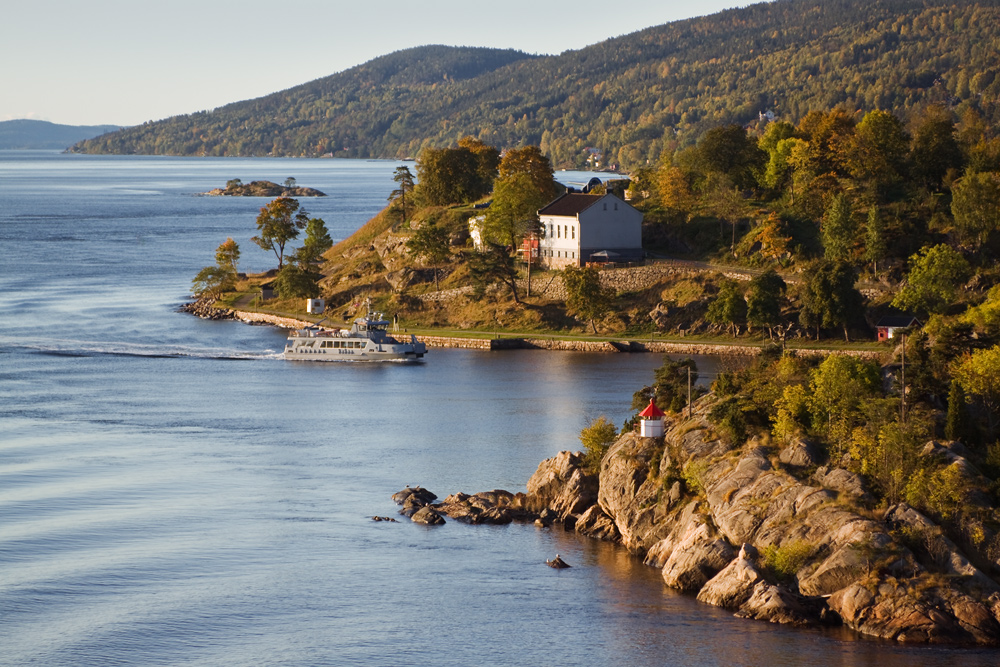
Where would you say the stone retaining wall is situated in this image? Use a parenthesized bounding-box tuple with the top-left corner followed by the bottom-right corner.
(185, 301, 884, 360)
(417, 263, 757, 303)
(414, 334, 885, 360)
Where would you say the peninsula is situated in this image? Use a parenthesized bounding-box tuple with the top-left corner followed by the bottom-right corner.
(391, 347, 1000, 645)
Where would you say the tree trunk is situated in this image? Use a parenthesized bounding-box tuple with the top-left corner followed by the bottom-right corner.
(591, 320, 598, 335)
(843, 324, 850, 342)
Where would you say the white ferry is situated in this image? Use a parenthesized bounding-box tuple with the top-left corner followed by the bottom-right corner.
(283, 310, 426, 362)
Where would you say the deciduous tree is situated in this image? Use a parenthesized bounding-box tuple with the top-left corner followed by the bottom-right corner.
(406, 222, 451, 291)
(497, 145, 558, 201)
(251, 197, 308, 269)
(844, 109, 909, 198)
(954, 345, 1000, 439)
(746, 269, 786, 337)
(951, 171, 1000, 249)
(482, 172, 547, 247)
(215, 237, 240, 275)
(706, 279, 747, 337)
(891, 244, 971, 315)
(798, 260, 864, 341)
(909, 106, 963, 191)
(191, 266, 235, 299)
(579, 416, 618, 473)
(458, 136, 501, 195)
(416, 146, 483, 206)
(274, 263, 319, 299)
(562, 265, 614, 334)
(809, 354, 881, 450)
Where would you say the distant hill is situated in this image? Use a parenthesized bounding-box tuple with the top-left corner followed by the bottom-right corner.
(0, 119, 121, 150)
(71, 0, 1000, 168)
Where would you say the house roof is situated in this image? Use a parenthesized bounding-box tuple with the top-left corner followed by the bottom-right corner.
(876, 315, 920, 328)
(638, 399, 666, 419)
(538, 193, 603, 217)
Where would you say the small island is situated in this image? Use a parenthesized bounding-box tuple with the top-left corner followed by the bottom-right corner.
(203, 178, 325, 197)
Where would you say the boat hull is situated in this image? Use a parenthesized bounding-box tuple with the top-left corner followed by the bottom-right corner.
(283, 346, 425, 362)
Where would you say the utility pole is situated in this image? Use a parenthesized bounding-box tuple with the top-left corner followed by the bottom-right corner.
(900, 332, 906, 424)
(687, 366, 693, 419)
(526, 233, 532, 298)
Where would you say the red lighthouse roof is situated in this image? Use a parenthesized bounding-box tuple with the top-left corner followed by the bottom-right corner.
(638, 399, 666, 418)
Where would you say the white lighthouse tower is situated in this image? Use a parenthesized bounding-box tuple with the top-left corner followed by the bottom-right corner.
(638, 399, 666, 437)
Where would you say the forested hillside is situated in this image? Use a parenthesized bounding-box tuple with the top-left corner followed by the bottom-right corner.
(73, 0, 1000, 168)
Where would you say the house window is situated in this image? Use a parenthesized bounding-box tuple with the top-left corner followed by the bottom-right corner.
(557, 226, 561, 238)
(603, 203, 607, 210)
(614, 203, 618, 211)
(563, 225, 568, 239)
(571, 226, 575, 240)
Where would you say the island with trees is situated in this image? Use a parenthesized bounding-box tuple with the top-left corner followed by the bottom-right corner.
(202, 178, 325, 197)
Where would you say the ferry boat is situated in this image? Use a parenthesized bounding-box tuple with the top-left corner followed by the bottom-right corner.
(283, 309, 426, 362)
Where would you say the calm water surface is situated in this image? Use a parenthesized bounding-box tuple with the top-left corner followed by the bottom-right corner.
(1, 152, 996, 666)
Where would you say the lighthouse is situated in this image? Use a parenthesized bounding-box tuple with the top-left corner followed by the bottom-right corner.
(638, 398, 666, 437)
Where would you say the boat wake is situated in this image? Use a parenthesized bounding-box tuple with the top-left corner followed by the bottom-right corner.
(11, 339, 283, 361)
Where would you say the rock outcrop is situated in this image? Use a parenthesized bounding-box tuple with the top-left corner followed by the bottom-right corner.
(393, 397, 1000, 646)
(512, 403, 1000, 645)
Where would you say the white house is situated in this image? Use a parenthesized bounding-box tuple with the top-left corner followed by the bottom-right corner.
(536, 193, 643, 269)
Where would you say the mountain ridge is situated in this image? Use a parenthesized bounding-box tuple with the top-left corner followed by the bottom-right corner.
(0, 119, 120, 150)
(71, 0, 1000, 168)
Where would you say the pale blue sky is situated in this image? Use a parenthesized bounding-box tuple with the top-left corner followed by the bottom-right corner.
(2, 0, 751, 127)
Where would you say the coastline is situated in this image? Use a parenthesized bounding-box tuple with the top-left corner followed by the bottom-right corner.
(180, 298, 886, 360)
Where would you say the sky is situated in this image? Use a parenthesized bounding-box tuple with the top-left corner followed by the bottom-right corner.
(2, 0, 751, 127)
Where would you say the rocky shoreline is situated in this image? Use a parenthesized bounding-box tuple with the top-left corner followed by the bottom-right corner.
(393, 398, 1000, 646)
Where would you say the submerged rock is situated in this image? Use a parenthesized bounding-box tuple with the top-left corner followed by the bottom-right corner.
(547, 555, 571, 569)
(410, 506, 446, 526)
(392, 486, 438, 507)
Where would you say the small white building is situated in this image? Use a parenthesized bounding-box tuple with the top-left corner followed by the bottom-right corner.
(306, 298, 325, 314)
(638, 399, 666, 437)
(537, 193, 643, 270)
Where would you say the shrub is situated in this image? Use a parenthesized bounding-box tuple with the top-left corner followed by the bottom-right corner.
(760, 541, 814, 582)
(709, 396, 748, 444)
(681, 459, 709, 496)
(580, 416, 618, 474)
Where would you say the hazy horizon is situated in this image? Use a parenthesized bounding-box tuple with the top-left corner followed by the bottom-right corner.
(3, 0, 752, 127)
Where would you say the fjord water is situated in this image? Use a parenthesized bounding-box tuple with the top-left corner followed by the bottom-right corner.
(0, 152, 994, 666)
